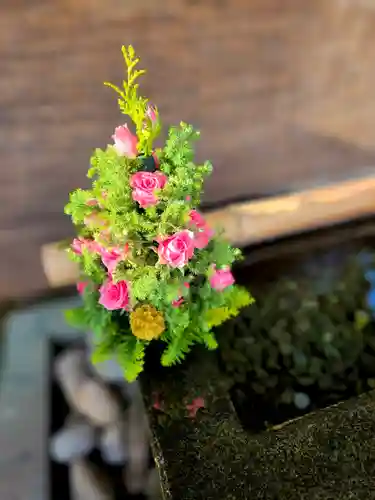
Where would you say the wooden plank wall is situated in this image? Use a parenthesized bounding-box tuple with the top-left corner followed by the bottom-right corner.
(1, 0, 375, 299)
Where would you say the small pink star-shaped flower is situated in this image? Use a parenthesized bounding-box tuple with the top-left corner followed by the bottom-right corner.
(186, 397, 205, 418)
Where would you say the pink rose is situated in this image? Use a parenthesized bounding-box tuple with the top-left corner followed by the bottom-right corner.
(101, 249, 122, 274)
(76, 281, 89, 295)
(100, 244, 129, 274)
(99, 278, 130, 311)
(112, 124, 138, 158)
(189, 210, 214, 249)
(209, 265, 235, 291)
(157, 230, 195, 268)
(130, 171, 167, 208)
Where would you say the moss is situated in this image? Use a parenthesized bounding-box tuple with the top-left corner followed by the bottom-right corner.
(141, 350, 375, 500)
(219, 253, 375, 430)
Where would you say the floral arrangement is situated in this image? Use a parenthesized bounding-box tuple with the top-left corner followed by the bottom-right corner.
(65, 45, 253, 381)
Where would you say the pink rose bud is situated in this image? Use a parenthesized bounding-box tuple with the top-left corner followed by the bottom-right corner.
(86, 198, 97, 207)
(86, 240, 102, 253)
(172, 297, 184, 308)
(189, 210, 214, 249)
(186, 397, 205, 418)
(76, 281, 89, 295)
(189, 209, 206, 229)
(99, 278, 130, 311)
(71, 238, 101, 255)
(151, 151, 160, 169)
(112, 124, 138, 158)
(86, 197, 105, 209)
(193, 227, 214, 250)
(209, 265, 235, 291)
(156, 230, 195, 268)
(71, 238, 85, 255)
(130, 171, 167, 208)
(146, 104, 158, 122)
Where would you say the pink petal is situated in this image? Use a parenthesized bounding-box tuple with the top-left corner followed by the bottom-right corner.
(186, 397, 205, 418)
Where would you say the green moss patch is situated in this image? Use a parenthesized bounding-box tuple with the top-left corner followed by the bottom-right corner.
(220, 255, 375, 430)
(142, 351, 375, 499)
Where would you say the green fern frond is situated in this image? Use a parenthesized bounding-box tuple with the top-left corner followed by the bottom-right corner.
(104, 44, 156, 155)
(202, 331, 219, 350)
(161, 330, 196, 366)
(117, 337, 146, 382)
(226, 286, 254, 310)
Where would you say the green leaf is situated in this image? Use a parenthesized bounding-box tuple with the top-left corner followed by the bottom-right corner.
(161, 330, 195, 366)
(354, 310, 370, 331)
(202, 331, 218, 350)
(131, 268, 159, 301)
(65, 307, 87, 329)
(117, 337, 146, 382)
(91, 345, 111, 364)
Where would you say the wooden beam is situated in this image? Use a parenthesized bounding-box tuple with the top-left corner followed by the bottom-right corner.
(41, 174, 375, 288)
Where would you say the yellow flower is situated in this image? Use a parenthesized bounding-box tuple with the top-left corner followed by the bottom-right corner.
(130, 305, 165, 340)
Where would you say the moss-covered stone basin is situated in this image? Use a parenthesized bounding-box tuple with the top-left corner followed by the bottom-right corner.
(141, 217, 375, 500)
(142, 352, 375, 500)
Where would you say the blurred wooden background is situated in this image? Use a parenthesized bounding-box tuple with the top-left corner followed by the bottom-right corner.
(2, 0, 375, 299)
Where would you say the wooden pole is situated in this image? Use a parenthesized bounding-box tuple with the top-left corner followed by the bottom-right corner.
(41, 175, 375, 288)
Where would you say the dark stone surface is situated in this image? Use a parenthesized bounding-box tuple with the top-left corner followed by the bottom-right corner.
(142, 349, 375, 500)
(0, 297, 82, 500)
(3, 295, 375, 499)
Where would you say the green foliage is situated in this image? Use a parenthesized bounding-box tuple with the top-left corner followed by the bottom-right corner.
(64, 45, 252, 381)
(66, 286, 113, 337)
(116, 337, 146, 382)
(103, 45, 160, 156)
(206, 286, 254, 328)
(219, 256, 375, 422)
